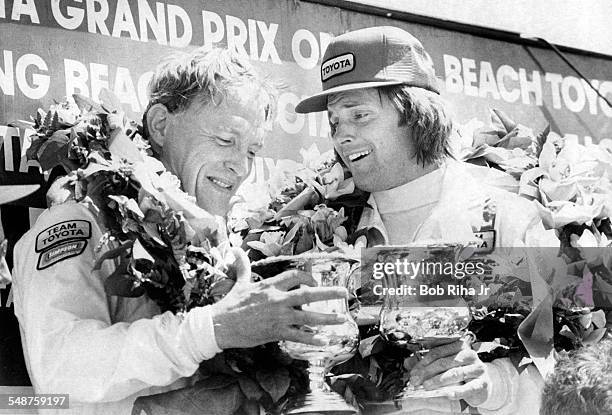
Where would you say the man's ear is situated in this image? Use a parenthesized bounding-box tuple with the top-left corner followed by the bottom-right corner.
(146, 103, 170, 149)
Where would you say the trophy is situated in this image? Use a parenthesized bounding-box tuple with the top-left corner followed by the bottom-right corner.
(252, 253, 360, 414)
(373, 244, 473, 403)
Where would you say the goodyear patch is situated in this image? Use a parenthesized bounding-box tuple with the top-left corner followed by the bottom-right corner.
(37, 240, 88, 270)
(321, 53, 354, 81)
(35, 220, 91, 252)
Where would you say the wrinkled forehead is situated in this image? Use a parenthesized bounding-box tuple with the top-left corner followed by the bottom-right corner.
(219, 82, 274, 131)
(327, 88, 382, 112)
(186, 81, 273, 128)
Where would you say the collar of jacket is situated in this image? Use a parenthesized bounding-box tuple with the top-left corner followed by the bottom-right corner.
(358, 160, 490, 246)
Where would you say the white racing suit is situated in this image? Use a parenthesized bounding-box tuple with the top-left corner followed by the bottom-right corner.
(358, 160, 558, 415)
(12, 201, 222, 414)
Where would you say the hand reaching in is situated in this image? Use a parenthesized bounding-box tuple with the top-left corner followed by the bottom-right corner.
(211, 247, 348, 349)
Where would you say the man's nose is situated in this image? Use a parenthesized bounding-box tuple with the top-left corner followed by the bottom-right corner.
(224, 152, 250, 177)
(332, 122, 355, 145)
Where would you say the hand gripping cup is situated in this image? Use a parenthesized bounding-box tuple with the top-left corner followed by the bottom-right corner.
(252, 253, 360, 414)
(371, 244, 474, 404)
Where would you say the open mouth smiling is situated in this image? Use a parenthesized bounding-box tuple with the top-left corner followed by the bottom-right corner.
(208, 176, 234, 190)
(347, 149, 372, 163)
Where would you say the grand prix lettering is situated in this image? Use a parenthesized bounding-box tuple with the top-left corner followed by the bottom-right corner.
(1, 0, 612, 145)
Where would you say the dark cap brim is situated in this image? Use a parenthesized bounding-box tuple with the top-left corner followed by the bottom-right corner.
(295, 80, 405, 113)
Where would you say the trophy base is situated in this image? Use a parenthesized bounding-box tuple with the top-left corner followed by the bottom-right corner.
(283, 389, 358, 414)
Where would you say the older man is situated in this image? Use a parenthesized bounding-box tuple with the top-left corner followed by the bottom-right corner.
(296, 26, 549, 414)
(12, 48, 347, 414)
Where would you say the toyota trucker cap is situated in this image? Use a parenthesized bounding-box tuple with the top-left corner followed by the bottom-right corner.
(295, 26, 440, 113)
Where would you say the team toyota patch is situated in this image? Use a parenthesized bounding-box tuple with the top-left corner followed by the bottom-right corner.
(35, 220, 91, 252)
(37, 240, 88, 270)
(321, 53, 355, 81)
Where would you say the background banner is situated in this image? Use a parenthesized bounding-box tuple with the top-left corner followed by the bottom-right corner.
(1, 0, 612, 207)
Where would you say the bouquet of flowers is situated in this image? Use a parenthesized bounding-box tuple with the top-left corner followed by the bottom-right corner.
(228, 144, 372, 266)
(453, 108, 544, 179)
(19, 92, 312, 415)
(456, 109, 611, 355)
(328, 111, 612, 409)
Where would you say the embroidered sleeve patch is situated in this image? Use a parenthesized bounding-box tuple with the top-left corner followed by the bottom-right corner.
(35, 220, 91, 252)
(37, 240, 88, 270)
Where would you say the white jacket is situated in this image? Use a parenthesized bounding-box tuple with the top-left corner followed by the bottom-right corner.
(12, 201, 222, 414)
(358, 161, 554, 415)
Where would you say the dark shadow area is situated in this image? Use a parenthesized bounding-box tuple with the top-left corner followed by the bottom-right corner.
(0, 204, 32, 386)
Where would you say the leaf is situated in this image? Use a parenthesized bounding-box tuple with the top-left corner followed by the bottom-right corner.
(73, 93, 104, 113)
(256, 368, 291, 402)
(282, 223, 300, 245)
(78, 162, 114, 179)
(238, 400, 260, 415)
(103, 243, 145, 297)
(294, 227, 314, 254)
(591, 309, 606, 328)
(358, 335, 385, 358)
(198, 355, 238, 377)
(104, 271, 145, 297)
(559, 324, 577, 340)
(93, 240, 133, 270)
(42, 110, 53, 130)
(8, 119, 35, 130)
(108, 128, 144, 163)
(25, 136, 46, 162)
(274, 187, 319, 221)
(132, 239, 154, 263)
(346, 227, 384, 247)
(246, 240, 281, 257)
(328, 374, 382, 402)
(237, 376, 264, 401)
(491, 108, 517, 134)
(36, 130, 74, 171)
(34, 110, 43, 128)
(210, 278, 235, 301)
(535, 124, 551, 157)
(582, 327, 607, 345)
(142, 222, 166, 246)
(132, 377, 243, 415)
(472, 341, 509, 355)
(51, 111, 60, 131)
(577, 312, 592, 329)
(98, 88, 122, 113)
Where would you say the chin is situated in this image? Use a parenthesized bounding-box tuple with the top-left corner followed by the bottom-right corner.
(204, 203, 230, 217)
(196, 194, 230, 217)
(352, 176, 378, 193)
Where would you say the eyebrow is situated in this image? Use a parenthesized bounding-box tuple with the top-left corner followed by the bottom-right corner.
(327, 96, 364, 107)
(214, 125, 251, 137)
(327, 101, 375, 116)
